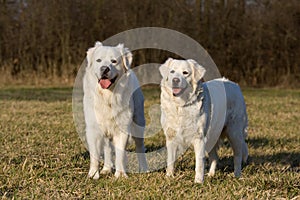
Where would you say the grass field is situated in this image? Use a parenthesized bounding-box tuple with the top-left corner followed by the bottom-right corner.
(0, 86, 299, 199)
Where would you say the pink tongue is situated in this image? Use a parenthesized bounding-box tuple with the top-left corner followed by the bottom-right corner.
(99, 79, 112, 89)
(172, 88, 182, 95)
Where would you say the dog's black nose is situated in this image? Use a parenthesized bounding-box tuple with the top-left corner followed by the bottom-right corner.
(172, 77, 180, 84)
(100, 66, 110, 75)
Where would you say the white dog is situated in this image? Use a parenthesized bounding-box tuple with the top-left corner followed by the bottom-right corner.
(159, 58, 248, 183)
(83, 42, 148, 179)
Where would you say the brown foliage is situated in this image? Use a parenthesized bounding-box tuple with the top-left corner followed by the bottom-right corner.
(0, 0, 299, 87)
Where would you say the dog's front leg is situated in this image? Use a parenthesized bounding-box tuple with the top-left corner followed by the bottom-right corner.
(166, 139, 178, 177)
(113, 132, 129, 178)
(86, 129, 103, 179)
(193, 137, 205, 183)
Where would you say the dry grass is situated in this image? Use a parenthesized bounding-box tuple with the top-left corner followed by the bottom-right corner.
(0, 86, 299, 199)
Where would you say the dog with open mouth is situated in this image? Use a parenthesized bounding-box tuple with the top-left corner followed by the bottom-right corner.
(83, 42, 148, 179)
(159, 58, 248, 183)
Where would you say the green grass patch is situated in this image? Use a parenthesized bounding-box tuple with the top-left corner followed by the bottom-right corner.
(0, 87, 299, 199)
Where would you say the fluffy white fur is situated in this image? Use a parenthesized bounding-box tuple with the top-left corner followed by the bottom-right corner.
(159, 58, 248, 183)
(83, 42, 148, 179)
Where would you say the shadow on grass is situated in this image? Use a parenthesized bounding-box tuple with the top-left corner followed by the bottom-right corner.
(247, 137, 298, 149)
(72, 136, 299, 174)
(247, 136, 299, 166)
(216, 136, 300, 173)
(217, 152, 300, 174)
(0, 87, 72, 102)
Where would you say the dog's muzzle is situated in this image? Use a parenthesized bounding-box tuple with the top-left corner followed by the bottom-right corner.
(98, 66, 117, 89)
(100, 66, 110, 77)
(172, 77, 184, 96)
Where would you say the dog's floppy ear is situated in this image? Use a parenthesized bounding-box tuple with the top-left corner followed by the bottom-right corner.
(188, 59, 206, 91)
(86, 41, 103, 68)
(188, 59, 206, 81)
(159, 58, 173, 79)
(117, 43, 132, 72)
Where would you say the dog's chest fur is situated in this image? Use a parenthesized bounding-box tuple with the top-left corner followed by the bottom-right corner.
(95, 87, 132, 138)
(161, 92, 207, 143)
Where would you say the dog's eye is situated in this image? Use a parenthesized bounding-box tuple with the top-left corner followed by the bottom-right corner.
(111, 59, 117, 64)
(170, 70, 175, 74)
(96, 58, 102, 62)
(183, 71, 189, 75)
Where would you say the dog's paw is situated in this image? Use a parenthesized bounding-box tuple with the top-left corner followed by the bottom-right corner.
(194, 175, 204, 184)
(139, 166, 150, 173)
(166, 169, 174, 178)
(234, 171, 241, 178)
(140, 169, 150, 173)
(114, 171, 128, 178)
(100, 167, 112, 175)
(139, 163, 149, 173)
(88, 169, 100, 180)
(207, 170, 215, 177)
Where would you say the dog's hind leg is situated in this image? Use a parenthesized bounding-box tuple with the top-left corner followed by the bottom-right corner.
(133, 136, 149, 172)
(226, 126, 243, 178)
(131, 123, 148, 172)
(208, 142, 219, 177)
(242, 140, 248, 164)
(100, 138, 113, 174)
(242, 128, 249, 164)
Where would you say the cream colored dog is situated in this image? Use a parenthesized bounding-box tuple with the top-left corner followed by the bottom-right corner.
(159, 58, 248, 183)
(83, 42, 148, 179)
